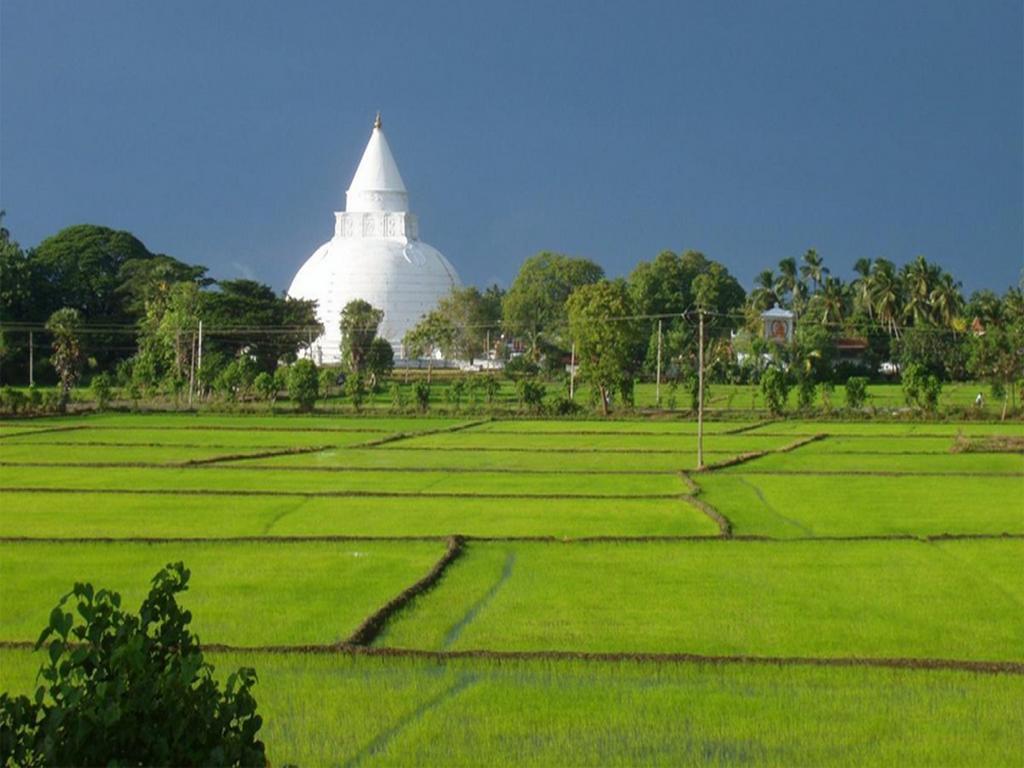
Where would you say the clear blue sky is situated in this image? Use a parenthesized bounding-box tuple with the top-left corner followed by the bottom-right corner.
(2, 0, 1021, 295)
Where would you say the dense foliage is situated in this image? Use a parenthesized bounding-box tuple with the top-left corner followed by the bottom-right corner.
(0, 562, 265, 766)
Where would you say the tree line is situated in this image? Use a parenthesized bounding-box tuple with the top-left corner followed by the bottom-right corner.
(2, 215, 1021, 416)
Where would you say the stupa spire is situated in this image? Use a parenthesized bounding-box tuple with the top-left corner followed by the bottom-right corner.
(346, 112, 408, 212)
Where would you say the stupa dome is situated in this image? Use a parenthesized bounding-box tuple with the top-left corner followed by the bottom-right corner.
(288, 114, 461, 362)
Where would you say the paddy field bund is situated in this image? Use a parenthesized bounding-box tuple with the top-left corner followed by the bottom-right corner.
(0, 413, 1022, 765)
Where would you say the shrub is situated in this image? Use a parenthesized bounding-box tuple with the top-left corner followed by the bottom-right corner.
(366, 337, 394, 389)
(902, 363, 941, 413)
(504, 356, 539, 378)
(481, 375, 501, 404)
(344, 373, 366, 411)
(549, 394, 581, 415)
(90, 372, 114, 410)
(41, 388, 62, 413)
(413, 380, 431, 412)
(796, 376, 817, 411)
(214, 358, 257, 402)
(389, 381, 406, 411)
(760, 366, 791, 416)
(0, 563, 265, 766)
(318, 367, 336, 399)
(287, 359, 319, 412)
(0, 386, 26, 414)
(253, 371, 277, 403)
(517, 378, 546, 412)
(445, 380, 466, 410)
(845, 376, 868, 409)
(820, 380, 835, 412)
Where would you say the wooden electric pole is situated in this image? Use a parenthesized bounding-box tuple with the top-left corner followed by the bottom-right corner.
(28, 331, 34, 387)
(655, 319, 663, 407)
(697, 310, 705, 469)
(569, 341, 576, 399)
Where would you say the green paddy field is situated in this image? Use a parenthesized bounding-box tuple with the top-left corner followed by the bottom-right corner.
(1, 412, 1022, 765)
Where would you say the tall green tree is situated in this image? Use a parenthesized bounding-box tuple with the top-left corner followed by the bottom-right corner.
(503, 252, 604, 360)
(629, 250, 745, 375)
(45, 307, 85, 410)
(202, 280, 320, 373)
(566, 280, 643, 415)
(404, 286, 501, 361)
(800, 249, 828, 293)
(339, 299, 384, 374)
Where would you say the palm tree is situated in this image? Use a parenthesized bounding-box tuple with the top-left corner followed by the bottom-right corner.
(869, 259, 903, 337)
(901, 255, 938, 326)
(819, 277, 849, 326)
(851, 258, 874, 320)
(800, 249, 828, 294)
(749, 269, 778, 311)
(929, 272, 963, 329)
(774, 257, 806, 313)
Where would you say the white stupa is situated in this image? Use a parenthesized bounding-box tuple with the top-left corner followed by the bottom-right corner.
(288, 113, 461, 361)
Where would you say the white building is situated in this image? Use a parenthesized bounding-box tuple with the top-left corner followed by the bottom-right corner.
(288, 114, 461, 362)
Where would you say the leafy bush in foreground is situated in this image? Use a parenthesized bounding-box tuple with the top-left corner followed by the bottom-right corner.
(0, 563, 265, 767)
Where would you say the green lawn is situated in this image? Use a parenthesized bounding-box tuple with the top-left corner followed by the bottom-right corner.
(0, 541, 443, 646)
(696, 473, 1024, 537)
(377, 539, 1024, 661)
(0, 492, 716, 538)
(1, 649, 1020, 767)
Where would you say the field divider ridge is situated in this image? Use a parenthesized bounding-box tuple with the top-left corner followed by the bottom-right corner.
(0, 487, 684, 501)
(0, 425, 88, 440)
(344, 535, 465, 647)
(2, 533, 1018, 545)
(349, 418, 492, 449)
(699, 433, 828, 472)
(0, 461, 676, 476)
(179, 445, 332, 466)
(3, 640, 1018, 675)
(728, 469, 1024, 478)
(679, 472, 732, 537)
(721, 420, 774, 435)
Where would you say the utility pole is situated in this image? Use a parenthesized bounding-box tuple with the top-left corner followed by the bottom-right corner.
(188, 331, 196, 407)
(697, 310, 705, 469)
(196, 321, 203, 397)
(569, 341, 576, 399)
(655, 319, 663, 407)
(28, 331, 34, 387)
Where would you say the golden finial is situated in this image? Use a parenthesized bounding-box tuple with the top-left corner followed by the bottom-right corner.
(374, 111, 382, 129)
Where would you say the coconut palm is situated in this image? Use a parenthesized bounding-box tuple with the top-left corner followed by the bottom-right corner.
(901, 255, 939, 326)
(818, 276, 849, 326)
(749, 269, 778, 311)
(800, 249, 828, 294)
(774, 257, 809, 315)
(852, 257, 874, 320)
(869, 259, 903, 337)
(929, 272, 964, 329)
